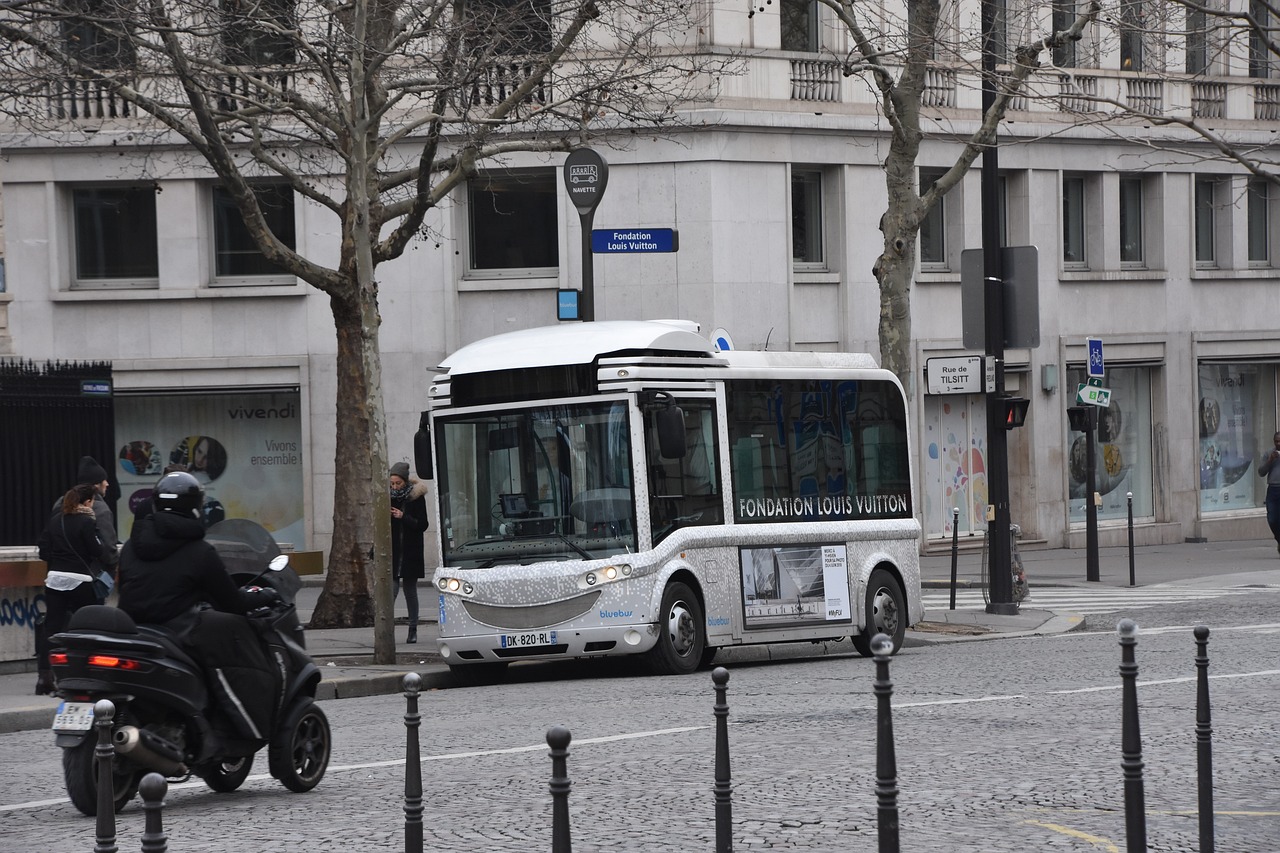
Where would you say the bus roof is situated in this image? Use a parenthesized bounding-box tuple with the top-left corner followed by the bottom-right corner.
(439, 320, 716, 376)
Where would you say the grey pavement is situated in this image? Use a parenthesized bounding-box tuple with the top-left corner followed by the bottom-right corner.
(3, 535, 1277, 734)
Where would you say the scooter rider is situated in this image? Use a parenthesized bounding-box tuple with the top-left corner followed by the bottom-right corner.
(117, 471, 280, 738)
(117, 471, 263, 629)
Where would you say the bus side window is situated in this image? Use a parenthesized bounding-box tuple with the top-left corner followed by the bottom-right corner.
(645, 400, 723, 544)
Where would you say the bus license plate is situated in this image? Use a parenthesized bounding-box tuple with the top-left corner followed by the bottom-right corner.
(500, 630, 557, 649)
(52, 702, 95, 733)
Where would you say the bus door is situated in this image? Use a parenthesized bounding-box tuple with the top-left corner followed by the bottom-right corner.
(642, 398, 724, 546)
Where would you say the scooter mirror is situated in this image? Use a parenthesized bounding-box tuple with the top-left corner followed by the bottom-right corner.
(268, 554, 290, 572)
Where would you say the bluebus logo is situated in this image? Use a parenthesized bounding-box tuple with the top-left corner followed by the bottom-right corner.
(599, 609, 633, 619)
(707, 616, 730, 627)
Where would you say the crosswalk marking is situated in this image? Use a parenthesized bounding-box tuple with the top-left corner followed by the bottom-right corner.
(921, 586, 1261, 616)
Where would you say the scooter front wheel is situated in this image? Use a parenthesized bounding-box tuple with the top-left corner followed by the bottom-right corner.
(63, 736, 141, 816)
(197, 754, 254, 793)
(268, 699, 330, 793)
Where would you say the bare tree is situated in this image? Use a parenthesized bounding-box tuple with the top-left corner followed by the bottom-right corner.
(805, 0, 1101, 388)
(0, 0, 729, 662)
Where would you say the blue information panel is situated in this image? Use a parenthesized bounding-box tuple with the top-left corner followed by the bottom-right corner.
(557, 289, 580, 321)
(591, 228, 678, 253)
(1087, 337, 1105, 377)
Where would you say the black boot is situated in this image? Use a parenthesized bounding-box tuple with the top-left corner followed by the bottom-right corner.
(406, 625, 417, 644)
(34, 671, 54, 696)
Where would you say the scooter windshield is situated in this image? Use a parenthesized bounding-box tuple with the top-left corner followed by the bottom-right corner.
(205, 518, 302, 603)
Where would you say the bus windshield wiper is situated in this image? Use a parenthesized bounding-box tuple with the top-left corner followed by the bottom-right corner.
(510, 529, 593, 560)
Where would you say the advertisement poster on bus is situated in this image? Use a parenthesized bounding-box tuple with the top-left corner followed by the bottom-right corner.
(739, 544, 851, 628)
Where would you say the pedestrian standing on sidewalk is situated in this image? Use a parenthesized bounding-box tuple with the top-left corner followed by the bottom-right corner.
(390, 461, 428, 643)
(34, 484, 115, 694)
(1259, 431, 1280, 555)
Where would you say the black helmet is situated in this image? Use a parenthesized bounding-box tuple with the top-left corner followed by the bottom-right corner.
(153, 471, 204, 517)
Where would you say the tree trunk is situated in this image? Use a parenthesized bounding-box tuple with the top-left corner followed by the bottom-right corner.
(309, 288, 392, 653)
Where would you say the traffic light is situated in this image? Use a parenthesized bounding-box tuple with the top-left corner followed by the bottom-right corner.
(1066, 405, 1093, 432)
(1002, 396, 1030, 429)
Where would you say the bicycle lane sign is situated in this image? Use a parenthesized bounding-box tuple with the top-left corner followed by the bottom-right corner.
(1087, 337, 1105, 378)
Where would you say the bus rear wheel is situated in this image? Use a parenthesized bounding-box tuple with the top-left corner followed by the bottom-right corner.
(852, 568, 906, 657)
(645, 582, 705, 675)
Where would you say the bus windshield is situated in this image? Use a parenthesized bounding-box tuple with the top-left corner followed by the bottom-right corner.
(435, 400, 636, 568)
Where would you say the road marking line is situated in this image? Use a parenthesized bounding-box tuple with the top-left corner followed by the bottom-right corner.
(1023, 819, 1120, 851)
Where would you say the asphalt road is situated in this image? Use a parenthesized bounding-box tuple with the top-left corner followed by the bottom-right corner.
(2, 589, 1278, 852)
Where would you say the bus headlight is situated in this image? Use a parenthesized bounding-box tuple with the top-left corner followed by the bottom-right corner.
(579, 564, 632, 589)
(437, 577, 473, 596)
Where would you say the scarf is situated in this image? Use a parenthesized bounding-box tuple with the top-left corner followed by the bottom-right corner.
(390, 483, 412, 502)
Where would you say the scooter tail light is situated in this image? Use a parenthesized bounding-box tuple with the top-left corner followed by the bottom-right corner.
(49, 652, 69, 666)
(88, 654, 142, 670)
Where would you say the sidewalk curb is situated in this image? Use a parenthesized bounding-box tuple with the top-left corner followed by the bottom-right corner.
(904, 611, 1086, 646)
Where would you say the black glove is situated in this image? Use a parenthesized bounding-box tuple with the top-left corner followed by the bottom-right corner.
(242, 586, 282, 610)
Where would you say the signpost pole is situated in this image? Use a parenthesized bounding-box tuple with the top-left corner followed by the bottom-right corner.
(562, 149, 608, 322)
(1085, 403, 1100, 582)
(579, 209, 595, 322)
(980, 0, 1015, 615)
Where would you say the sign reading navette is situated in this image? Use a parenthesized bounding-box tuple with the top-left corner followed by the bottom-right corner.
(591, 228, 678, 253)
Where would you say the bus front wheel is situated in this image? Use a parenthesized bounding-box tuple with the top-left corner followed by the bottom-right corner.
(645, 582, 705, 675)
(852, 569, 906, 657)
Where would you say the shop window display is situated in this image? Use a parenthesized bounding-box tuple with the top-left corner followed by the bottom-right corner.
(1067, 366, 1154, 522)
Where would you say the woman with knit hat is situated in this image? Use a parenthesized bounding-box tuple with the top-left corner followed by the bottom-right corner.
(390, 461, 428, 643)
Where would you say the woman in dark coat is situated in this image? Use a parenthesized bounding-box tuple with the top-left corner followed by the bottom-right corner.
(35, 483, 115, 693)
(390, 462, 428, 643)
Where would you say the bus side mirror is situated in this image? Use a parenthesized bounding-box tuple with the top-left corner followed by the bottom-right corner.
(414, 411, 433, 480)
(657, 405, 686, 459)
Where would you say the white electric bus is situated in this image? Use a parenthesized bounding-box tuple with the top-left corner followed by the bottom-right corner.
(417, 320, 922, 680)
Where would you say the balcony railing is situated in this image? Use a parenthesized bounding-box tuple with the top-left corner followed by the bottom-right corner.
(1256, 83, 1280, 120)
(789, 59, 841, 102)
(464, 60, 549, 110)
(1057, 74, 1098, 112)
(216, 70, 291, 112)
(1191, 82, 1226, 119)
(922, 66, 956, 109)
(44, 77, 133, 120)
(1126, 78, 1163, 115)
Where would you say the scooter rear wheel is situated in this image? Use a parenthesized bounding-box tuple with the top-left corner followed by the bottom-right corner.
(268, 699, 330, 793)
(63, 736, 141, 816)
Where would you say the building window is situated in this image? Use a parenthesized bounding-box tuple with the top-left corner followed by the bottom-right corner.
(62, 0, 135, 69)
(1052, 0, 1077, 67)
(1194, 178, 1217, 267)
(1250, 0, 1275, 78)
(73, 187, 158, 283)
(1186, 6, 1209, 75)
(1119, 175, 1144, 267)
(781, 0, 819, 52)
(221, 0, 295, 65)
(1197, 362, 1276, 513)
(467, 0, 553, 56)
(1119, 0, 1144, 71)
(212, 184, 296, 280)
(792, 169, 823, 266)
(1067, 365, 1153, 522)
(919, 169, 947, 268)
(468, 171, 558, 272)
(1248, 179, 1271, 265)
(1062, 174, 1087, 267)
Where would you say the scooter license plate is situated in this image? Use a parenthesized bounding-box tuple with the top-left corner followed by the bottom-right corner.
(52, 702, 95, 733)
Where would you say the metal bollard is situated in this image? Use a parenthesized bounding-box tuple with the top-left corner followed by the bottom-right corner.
(1127, 492, 1136, 587)
(547, 725, 572, 853)
(403, 673, 424, 853)
(1117, 619, 1147, 852)
(949, 507, 960, 610)
(712, 667, 733, 853)
(871, 634, 900, 853)
(139, 772, 168, 853)
(93, 698, 118, 853)
(1194, 626, 1215, 853)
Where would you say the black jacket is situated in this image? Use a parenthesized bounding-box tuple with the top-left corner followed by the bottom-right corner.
(117, 512, 247, 626)
(37, 510, 112, 577)
(391, 480, 429, 581)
